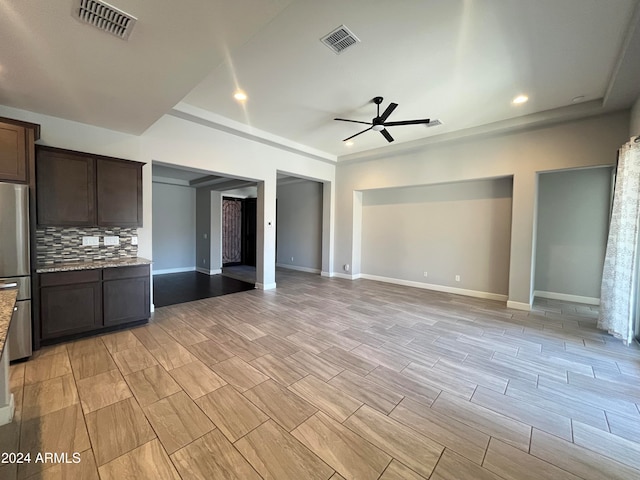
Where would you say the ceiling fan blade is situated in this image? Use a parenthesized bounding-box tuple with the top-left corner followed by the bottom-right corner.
(384, 118, 430, 126)
(334, 118, 372, 125)
(378, 103, 398, 122)
(380, 128, 394, 143)
(343, 127, 373, 142)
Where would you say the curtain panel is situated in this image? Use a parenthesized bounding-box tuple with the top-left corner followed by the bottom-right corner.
(598, 137, 640, 344)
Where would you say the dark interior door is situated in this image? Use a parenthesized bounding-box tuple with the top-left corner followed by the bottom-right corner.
(242, 198, 257, 267)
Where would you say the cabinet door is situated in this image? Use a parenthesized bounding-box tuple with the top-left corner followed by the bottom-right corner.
(103, 276, 150, 326)
(0, 122, 27, 183)
(97, 159, 143, 227)
(40, 283, 102, 339)
(37, 148, 96, 226)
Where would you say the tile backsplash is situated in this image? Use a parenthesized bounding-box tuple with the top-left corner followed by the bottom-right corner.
(36, 226, 138, 264)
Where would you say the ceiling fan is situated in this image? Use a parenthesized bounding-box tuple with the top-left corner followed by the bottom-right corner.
(334, 96, 434, 143)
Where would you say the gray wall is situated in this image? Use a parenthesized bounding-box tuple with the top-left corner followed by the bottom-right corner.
(195, 187, 211, 271)
(276, 180, 323, 271)
(535, 167, 612, 299)
(361, 178, 513, 295)
(152, 182, 196, 272)
(211, 191, 222, 272)
(335, 112, 629, 306)
(631, 96, 640, 136)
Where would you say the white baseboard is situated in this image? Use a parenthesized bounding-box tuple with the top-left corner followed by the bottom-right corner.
(196, 267, 222, 275)
(150, 303, 155, 313)
(276, 263, 321, 274)
(332, 272, 362, 280)
(256, 282, 276, 290)
(153, 266, 195, 275)
(507, 300, 532, 311)
(534, 290, 600, 305)
(320, 271, 333, 278)
(359, 273, 508, 302)
(0, 393, 14, 426)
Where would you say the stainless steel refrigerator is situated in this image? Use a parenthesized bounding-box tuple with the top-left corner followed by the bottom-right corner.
(0, 183, 31, 361)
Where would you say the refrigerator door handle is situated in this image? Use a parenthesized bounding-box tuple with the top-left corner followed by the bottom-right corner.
(0, 282, 18, 289)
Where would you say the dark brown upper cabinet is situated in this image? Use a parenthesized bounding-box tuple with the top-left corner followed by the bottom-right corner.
(36, 146, 143, 227)
(97, 159, 143, 227)
(0, 117, 40, 184)
(37, 147, 96, 226)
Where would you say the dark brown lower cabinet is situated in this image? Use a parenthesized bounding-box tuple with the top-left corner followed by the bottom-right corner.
(39, 265, 150, 344)
(40, 273, 102, 340)
(103, 266, 150, 326)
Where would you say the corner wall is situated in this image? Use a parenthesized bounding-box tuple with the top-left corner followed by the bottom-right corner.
(276, 180, 323, 272)
(534, 167, 612, 302)
(152, 182, 196, 273)
(335, 111, 629, 309)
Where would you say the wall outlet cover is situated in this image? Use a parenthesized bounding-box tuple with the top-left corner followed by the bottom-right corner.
(131, 236, 138, 245)
(104, 236, 120, 246)
(82, 236, 99, 246)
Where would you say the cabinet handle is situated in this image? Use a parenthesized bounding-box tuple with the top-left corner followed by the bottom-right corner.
(0, 283, 18, 289)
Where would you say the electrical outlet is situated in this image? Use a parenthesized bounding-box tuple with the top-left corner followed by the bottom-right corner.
(203, 233, 207, 239)
(423, 271, 428, 278)
(344, 264, 350, 272)
(82, 236, 99, 246)
(291, 256, 294, 262)
(104, 236, 120, 246)
(202, 259, 206, 265)
(131, 236, 138, 245)
(455, 275, 461, 282)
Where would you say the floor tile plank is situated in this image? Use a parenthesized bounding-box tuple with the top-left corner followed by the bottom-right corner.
(235, 420, 334, 480)
(292, 412, 391, 480)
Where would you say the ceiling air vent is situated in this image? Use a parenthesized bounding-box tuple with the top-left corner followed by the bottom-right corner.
(320, 25, 360, 54)
(74, 0, 137, 40)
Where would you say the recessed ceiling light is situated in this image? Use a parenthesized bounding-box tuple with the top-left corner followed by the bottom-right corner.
(345, 141, 354, 147)
(512, 94, 529, 105)
(233, 90, 247, 101)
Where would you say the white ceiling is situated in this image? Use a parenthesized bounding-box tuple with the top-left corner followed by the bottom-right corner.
(1, 0, 639, 158)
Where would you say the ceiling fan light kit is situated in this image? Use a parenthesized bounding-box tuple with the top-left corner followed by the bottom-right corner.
(334, 96, 438, 143)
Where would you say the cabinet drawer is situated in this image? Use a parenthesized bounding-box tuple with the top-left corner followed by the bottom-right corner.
(103, 264, 149, 280)
(40, 269, 102, 287)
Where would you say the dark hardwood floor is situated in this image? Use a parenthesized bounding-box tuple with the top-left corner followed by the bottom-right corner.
(153, 271, 254, 307)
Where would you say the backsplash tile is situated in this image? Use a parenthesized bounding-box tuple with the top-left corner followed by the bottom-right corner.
(37, 227, 138, 264)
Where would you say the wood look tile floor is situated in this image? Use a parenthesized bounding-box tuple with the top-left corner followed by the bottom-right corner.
(6, 270, 640, 479)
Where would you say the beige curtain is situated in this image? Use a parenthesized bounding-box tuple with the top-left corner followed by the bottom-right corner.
(598, 137, 640, 344)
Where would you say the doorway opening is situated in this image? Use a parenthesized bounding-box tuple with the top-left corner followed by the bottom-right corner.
(222, 195, 257, 284)
(151, 163, 258, 307)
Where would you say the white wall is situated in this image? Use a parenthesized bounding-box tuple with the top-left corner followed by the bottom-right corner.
(361, 178, 513, 297)
(152, 182, 196, 273)
(535, 167, 612, 301)
(335, 111, 629, 309)
(631, 96, 640, 136)
(276, 180, 323, 272)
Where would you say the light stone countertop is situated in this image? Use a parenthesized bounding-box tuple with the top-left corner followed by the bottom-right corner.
(0, 289, 18, 360)
(36, 257, 152, 274)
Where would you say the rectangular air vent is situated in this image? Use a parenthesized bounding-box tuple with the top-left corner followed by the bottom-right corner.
(320, 25, 360, 54)
(75, 0, 137, 40)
